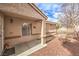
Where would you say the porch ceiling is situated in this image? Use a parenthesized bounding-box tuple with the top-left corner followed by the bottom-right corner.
(0, 10, 42, 21)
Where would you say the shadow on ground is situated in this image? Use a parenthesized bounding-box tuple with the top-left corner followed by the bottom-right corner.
(62, 40, 79, 56)
(46, 35, 55, 43)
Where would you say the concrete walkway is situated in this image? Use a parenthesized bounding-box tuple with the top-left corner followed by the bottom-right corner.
(31, 37, 79, 56)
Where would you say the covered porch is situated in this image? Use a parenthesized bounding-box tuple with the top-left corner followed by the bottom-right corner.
(0, 3, 47, 56)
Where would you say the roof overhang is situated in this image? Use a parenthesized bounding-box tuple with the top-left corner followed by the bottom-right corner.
(46, 21, 56, 25)
(0, 10, 42, 21)
(0, 3, 47, 21)
(28, 3, 48, 20)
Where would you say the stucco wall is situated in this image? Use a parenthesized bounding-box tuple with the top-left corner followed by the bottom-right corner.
(32, 21, 41, 34)
(4, 16, 42, 48)
(0, 3, 45, 20)
(46, 23, 56, 33)
(4, 16, 41, 38)
(4, 16, 32, 37)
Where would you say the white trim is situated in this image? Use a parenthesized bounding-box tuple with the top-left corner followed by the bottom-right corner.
(41, 21, 44, 45)
(17, 44, 47, 56)
(41, 20, 46, 45)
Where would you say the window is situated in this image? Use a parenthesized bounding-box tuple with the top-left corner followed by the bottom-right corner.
(22, 23, 31, 36)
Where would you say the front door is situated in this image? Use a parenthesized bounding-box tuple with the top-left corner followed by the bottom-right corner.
(22, 23, 31, 36)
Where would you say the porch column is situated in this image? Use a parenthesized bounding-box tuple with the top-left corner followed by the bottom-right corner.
(0, 13, 4, 55)
(41, 20, 46, 45)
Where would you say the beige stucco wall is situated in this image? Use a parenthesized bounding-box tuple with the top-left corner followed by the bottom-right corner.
(0, 3, 45, 20)
(32, 21, 41, 34)
(4, 16, 42, 48)
(46, 23, 56, 33)
(46, 23, 56, 42)
(4, 16, 41, 38)
(4, 16, 32, 37)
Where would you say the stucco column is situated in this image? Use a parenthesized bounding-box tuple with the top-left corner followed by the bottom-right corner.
(0, 13, 4, 55)
(41, 20, 46, 45)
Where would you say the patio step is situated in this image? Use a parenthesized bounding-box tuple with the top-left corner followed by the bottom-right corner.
(17, 44, 47, 56)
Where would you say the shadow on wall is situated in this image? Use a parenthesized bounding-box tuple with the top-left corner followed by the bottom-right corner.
(46, 35, 55, 43)
(62, 40, 79, 56)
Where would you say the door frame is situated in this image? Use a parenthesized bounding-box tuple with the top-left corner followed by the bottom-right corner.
(21, 23, 32, 37)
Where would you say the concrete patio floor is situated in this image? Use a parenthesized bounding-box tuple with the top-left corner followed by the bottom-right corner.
(31, 37, 79, 56)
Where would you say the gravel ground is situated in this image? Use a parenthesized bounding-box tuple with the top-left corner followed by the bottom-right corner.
(31, 37, 79, 56)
